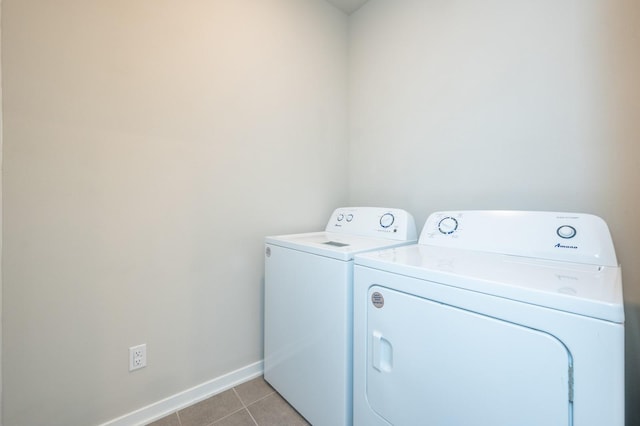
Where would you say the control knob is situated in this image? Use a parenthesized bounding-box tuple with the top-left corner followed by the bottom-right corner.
(557, 225, 577, 239)
(438, 217, 458, 235)
(380, 213, 395, 228)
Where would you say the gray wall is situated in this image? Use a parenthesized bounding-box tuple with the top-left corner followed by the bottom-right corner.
(0, 1, 3, 422)
(1, 1, 348, 424)
(349, 1, 640, 424)
(3, 0, 640, 425)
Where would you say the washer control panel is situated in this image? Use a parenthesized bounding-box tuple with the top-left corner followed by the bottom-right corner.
(326, 207, 417, 241)
(420, 210, 617, 266)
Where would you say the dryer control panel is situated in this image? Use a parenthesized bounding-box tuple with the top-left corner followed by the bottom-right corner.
(326, 207, 418, 242)
(419, 210, 618, 266)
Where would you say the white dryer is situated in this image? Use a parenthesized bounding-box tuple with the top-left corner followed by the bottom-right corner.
(264, 207, 417, 426)
(353, 211, 624, 426)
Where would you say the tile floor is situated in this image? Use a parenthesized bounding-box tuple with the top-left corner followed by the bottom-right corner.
(147, 376, 310, 426)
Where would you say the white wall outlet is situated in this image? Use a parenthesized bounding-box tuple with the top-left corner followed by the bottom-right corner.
(129, 344, 147, 371)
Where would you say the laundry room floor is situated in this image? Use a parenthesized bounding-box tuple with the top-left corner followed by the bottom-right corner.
(147, 376, 310, 426)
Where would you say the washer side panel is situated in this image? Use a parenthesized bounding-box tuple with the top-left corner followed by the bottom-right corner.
(265, 244, 352, 426)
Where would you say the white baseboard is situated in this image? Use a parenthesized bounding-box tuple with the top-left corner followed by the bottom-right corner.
(99, 360, 264, 426)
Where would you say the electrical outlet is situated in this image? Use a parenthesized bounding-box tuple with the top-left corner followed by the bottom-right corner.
(129, 344, 147, 371)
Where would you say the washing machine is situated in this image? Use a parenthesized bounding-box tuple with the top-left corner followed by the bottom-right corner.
(353, 210, 624, 426)
(264, 207, 417, 426)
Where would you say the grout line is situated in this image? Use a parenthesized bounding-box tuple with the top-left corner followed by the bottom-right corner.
(243, 390, 277, 426)
(247, 413, 260, 426)
(208, 407, 248, 426)
(232, 387, 259, 426)
(247, 390, 276, 406)
(232, 388, 246, 409)
(208, 387, 256, 426)
(155, 379, 277, 426)
(245, 408, 260, 426)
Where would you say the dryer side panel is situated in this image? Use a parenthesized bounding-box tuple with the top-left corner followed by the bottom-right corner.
(365, 285, 572, 426)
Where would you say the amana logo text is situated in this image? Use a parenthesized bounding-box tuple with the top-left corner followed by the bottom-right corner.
(555, 243, 578, 249)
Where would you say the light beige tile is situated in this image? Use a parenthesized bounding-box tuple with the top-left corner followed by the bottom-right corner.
(146, 412, 180, 426)
(179, 389, 243, 426)
(247, 393, 310, 426)
(234, 376, 274, 406)
(213, 409, 257, 426)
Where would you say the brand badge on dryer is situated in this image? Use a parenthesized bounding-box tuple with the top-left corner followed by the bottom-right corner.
(371, 292, 385, 308)
(554, 243, 578, 250)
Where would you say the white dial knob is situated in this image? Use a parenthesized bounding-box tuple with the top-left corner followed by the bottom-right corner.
(557, 225, 576, 239)
(346, 214, 354, 222)
(337, 213, 344, 221)
(438, 217, 458, 234)
(380, 213, 395, 228)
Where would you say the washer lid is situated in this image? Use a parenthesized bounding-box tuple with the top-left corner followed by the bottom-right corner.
(355, 244, 624, 323)
(266, 231, 417, 261)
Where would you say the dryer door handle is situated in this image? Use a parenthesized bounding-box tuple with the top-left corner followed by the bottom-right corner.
(372, 331, 393, 372)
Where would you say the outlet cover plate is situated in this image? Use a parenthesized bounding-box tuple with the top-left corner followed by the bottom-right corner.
(129, 344, 147, 371)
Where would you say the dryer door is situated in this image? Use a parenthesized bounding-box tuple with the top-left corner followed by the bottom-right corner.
(366, 285, 572, 426)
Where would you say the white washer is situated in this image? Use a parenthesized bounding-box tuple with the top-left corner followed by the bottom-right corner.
(353, 211, 624, 426)
(264, 207, 417, 426)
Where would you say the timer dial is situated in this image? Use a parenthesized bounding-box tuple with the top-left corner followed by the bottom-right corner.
(438, 217, 459, 235)
(380, 213, 395, 228)
(557, 225, 577, 239)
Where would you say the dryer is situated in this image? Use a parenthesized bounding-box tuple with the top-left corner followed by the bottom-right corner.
(353, 211, 624, 426)
(264, 207, 417, 426)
